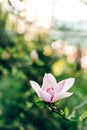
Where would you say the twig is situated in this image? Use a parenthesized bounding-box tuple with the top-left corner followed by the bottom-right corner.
(47, 103, 79, 122)
(69, 100, 87, 118)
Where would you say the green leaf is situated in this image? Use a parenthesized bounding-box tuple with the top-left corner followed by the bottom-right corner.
(79, 110, 87, 121)
(64, 107, 69, 117)
(54, 100, 62, 106)
(60, 109, 64, 115)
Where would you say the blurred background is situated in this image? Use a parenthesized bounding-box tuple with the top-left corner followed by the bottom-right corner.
(0, 0, 87, 130)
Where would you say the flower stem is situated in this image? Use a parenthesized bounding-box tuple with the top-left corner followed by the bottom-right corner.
(47, 103, 79, 122)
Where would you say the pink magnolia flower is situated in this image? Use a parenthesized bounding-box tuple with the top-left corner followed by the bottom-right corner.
(30, 73, 75, 103)
(30, 50, 39, 62)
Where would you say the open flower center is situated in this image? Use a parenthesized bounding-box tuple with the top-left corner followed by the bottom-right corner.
(47, 88, 54, 101)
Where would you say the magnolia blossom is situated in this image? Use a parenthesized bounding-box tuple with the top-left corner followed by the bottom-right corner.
(51, 40, 64, 49)
(30, 50, 39, 62)
(81, 56, 87, 71)
(30, 73, 75, 103)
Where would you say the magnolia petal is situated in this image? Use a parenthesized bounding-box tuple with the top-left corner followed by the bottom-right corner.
(42, 73, 57, 90)
(62, 78, 75, 92)
(38, 90, 51, 102)
(51, 92, 73, 103)
(42, 78, 52, 91)
(30, 80, 41, 96)
(55, 80, 65, 93)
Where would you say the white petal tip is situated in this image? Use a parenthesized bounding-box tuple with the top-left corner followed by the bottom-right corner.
(71, 78, 75, 83)
(70, 92, 73, 95)
(30, 80, 34, 84)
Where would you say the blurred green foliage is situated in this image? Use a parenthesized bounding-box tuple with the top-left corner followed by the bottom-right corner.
(0, 1, 87, 130)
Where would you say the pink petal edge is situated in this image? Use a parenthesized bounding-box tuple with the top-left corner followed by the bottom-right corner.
(55, 80, 65, 93)
(61, 78, 75, 92)
(51, 92, 73, 103)
(38, 89, 51, 102)
(30, 80, 41, 96)
(42, 73, 57, 90)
